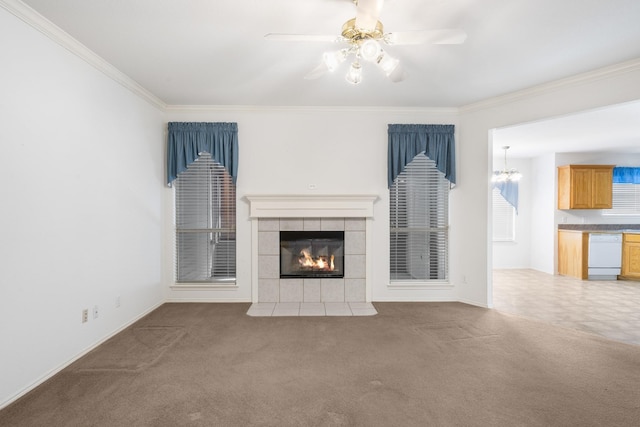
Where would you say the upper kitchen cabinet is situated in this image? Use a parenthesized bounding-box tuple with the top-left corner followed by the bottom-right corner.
(557, 165, 614, 209)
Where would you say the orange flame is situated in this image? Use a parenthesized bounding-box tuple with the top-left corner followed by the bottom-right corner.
(298, 249, 335, 271)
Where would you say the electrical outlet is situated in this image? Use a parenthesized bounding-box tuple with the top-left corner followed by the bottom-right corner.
(116, 295, 121, 308)
(308, 183, 317, 190)
(93, 305, 99, 320)
(82, 309, 88, 323)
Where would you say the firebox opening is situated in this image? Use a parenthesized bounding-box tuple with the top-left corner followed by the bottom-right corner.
(280, 231, 345, 279)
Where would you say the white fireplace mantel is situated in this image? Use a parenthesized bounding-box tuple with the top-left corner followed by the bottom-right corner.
(246, 194, 378, 303)
(245, 194, 378, 218)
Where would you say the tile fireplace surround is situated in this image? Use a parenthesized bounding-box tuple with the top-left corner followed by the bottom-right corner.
(246, 195, 377, 315)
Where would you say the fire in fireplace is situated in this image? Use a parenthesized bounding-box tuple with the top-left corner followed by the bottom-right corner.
(280, 231, 344, 278)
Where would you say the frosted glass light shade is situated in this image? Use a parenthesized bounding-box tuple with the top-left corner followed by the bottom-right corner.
(323, 49, 348, 72)
(345, 61, 362, 84)
(360, 40, 381, 62)
(377, 52, 399, 76)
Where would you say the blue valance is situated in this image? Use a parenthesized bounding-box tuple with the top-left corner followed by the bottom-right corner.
(492, 181, 518, 214)
(388, 124, 456, 188)
(613, 167, 640, 184)
(167, 122, 238, 185)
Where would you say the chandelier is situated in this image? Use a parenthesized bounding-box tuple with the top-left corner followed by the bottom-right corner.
(491, 146, 522, 182)
(310, 19, 403, 85)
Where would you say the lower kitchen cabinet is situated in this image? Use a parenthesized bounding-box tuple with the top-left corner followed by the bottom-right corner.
(621, 233, 640, 280)
(558, 230, 588, 279)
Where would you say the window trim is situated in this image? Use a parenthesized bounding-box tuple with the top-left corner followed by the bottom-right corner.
(389, 153, 450, 286)
(173, 153, 237, 286)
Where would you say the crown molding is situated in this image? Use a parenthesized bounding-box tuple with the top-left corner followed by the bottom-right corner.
(459, 58, 640, 114)
(164, 104, 460, 115)
(0, 0, 167, 111)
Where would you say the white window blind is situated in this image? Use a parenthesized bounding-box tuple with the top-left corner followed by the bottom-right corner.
(390, 153, 449, 281)
(174, 153, 236, 283)
(492, 188, 516, 241)
(603, 183, 640, 216)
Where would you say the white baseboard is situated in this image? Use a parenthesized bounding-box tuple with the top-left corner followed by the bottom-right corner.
(457, 298, 489, 309)
(165, 298, 251, 303)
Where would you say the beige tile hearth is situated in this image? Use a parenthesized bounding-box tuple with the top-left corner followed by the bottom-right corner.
(271, 302, 300, 317)
(246, 302, 377, 317)
(324, 302, 352, 316)
(299, 302, 325, 316)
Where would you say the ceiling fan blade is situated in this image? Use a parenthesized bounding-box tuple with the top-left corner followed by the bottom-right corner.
(385, 29, 468, 45)
(264, 33, 342, 43)
(387, 64, 407, 83)
(304, 62, 330, 80)
(355, 0, 384, 31)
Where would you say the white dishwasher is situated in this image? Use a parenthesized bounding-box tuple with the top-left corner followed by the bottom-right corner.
(587, 233, 622, 280)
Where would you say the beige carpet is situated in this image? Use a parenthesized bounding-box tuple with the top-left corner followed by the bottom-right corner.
(1, 302, 639, 426)
(74, 326, 186, 373)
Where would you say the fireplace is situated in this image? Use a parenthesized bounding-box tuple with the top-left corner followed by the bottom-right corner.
(280, 231, 345, 279)
(247, 194, 377, 303)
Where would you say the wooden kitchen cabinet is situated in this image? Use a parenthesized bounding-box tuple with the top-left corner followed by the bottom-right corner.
(557, 165, 614, 209)
(621, 233, 640, 280)
(558, 230, 588, 279)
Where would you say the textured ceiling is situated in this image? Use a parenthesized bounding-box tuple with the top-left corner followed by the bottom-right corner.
(10, 0, 640, 157)
(18, 0, 640, 108)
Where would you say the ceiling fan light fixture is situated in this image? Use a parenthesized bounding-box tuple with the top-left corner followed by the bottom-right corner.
(376, 51, 399, 76)
(266, 0, 468, 85)
(345, 61, 363, 84)
(359, 39, 381, 62)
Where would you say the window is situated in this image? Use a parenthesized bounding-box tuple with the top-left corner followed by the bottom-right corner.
(492, 188, 516, 241)
(174, 153, 236, 283)
(603, 183, 640, 216)
(390, 153, 449, 281)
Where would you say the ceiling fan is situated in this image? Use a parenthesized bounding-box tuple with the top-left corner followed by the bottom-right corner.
(264, 0, 467, 84)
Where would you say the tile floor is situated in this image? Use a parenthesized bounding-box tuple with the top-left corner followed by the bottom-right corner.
(247, 302, 377, 317)
(493, 269, 640, 346)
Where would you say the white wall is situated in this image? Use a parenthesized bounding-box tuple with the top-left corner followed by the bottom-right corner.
(461, 63, 640, 307)
(0, 8, 165, 408)
(163, 108, 463, 303)
(165, 65, 640, 308)
(491, 157, 532, 269)
(530, 153, 557, 274)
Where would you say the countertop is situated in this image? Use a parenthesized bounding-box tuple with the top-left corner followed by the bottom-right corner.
(558, 224, 640, 234)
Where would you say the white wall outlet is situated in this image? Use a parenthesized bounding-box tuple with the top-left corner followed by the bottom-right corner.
(308, 183, 317, 190)
(82, 309, 88, 323)
(116, 295, 121, 308)
(93, 305, 99, 319)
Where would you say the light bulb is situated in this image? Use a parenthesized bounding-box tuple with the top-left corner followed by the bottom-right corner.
(509, 171, 523, 181)
(345, 61, 362, 85)
(360, 39, 381, 62)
